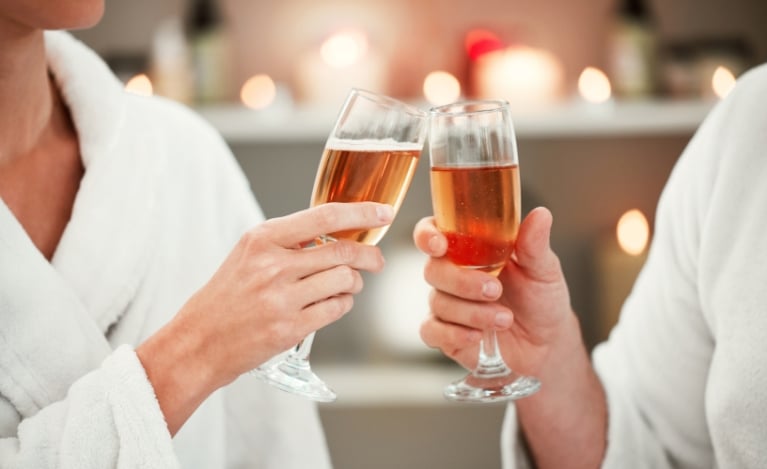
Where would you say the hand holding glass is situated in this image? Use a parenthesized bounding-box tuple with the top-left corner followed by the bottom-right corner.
(253, 89, 427, 402)
(428, 100, 541, 402)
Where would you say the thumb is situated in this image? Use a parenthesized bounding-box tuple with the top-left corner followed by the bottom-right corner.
(512, 207, 561, 283)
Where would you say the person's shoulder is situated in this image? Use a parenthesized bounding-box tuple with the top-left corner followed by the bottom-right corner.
(124, 93, 223, 146)
(699, 62, 767, 140)
(733, 62, 767, 90)
(121, 93, 239, 180)
(722, 62, 767, 109)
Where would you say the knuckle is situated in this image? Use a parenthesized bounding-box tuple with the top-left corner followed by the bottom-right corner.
(350, 271, 364, 294)
(253, 253, 283, 279)
(333, 240, 358, 264)
(469, 308, 491, 329)
(244, 224, 271, 245)
(335, 266, 360, 292)
(453, 278, 475, 300)
(419, 321, 436, 347)
(316, 204, 341, 232)
(326, 295, 354, 320)
(239, 229, 260, 252)
(427, 289, 439, 309)
(445, 347, 462, 360)
(423, 260, 440, 286)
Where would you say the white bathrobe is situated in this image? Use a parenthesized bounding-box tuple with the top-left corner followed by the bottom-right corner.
(502, 63, 767, 468)
(0, 31, 332, 468)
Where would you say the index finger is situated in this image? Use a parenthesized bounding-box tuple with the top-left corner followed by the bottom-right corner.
(413, 216, 447, 257)
(263, 202, 394, 247)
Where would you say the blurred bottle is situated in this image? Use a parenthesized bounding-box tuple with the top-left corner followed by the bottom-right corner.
(187, 0, 231, 104)
(607, 0, 657, 99)
(150, 18, 194, 104)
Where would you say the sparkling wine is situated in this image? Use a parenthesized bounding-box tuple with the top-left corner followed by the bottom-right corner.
(311, 138, 421, 245)
(430, 164, 521, 275)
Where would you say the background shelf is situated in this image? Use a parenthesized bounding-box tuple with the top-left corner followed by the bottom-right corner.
(197, 99, 714, 145)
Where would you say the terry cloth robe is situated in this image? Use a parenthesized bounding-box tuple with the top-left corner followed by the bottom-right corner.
(501, 63, 767, 468)
(0, 31, 332, 469)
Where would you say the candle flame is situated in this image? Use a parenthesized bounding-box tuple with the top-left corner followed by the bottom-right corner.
(240, 74, 276, 110)
(475, 46, 564, 106)
(616, 209, 649, 256)
(578, 67, 611, 103)
(423, 70, 461, 105)
(125, 74, 153, 97)
(320, 29, 368, 68)
(711, 66, 736, 99)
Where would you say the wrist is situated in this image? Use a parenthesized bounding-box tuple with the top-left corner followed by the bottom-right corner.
(136, 312, 222, 435)
(515, 312, 607, 468)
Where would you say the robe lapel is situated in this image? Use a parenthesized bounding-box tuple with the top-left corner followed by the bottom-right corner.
(0, 31, 165, 418)
(0, 202, 111, 418)
(46, 31, 163, 333)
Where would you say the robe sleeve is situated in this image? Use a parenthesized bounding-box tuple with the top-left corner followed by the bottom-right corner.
(0, 345, 179, 469)
(499, 64, 753, 468)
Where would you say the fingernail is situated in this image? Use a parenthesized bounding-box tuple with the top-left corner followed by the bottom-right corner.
(494, 312, 513, 328)
(482, 281, 501, 298)
(427, 235, 443, 254)
(376, 204, 394, 222)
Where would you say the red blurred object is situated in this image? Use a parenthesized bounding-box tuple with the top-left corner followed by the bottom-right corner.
(464, 29, 504, 60)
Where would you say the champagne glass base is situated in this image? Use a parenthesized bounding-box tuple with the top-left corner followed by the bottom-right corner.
(253, 358, 337, 403)
(444, 371, 540, 403)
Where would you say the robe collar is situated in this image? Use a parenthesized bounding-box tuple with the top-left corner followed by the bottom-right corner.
(0, 31, 164, 416)
(46, 31, 163, 333)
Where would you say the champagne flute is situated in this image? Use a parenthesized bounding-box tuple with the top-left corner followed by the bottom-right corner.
(253, 88, 427, 402)
(428, 99, 541, 403)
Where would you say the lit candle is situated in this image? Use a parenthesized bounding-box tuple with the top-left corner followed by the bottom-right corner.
(594, 209, 650, 340)
(472, 45, 564, 112)
(240, 74, 276, 110)
(125, 73, 153, 97)
(708, 65, 737, 100)
(295, 28, 386, 106)
(578, 67, 613, 113)
(423, 70, 461, 106)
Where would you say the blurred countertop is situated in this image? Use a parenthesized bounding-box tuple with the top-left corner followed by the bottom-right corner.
(197, 98, 714, 145)
(313, 362, 469, 408)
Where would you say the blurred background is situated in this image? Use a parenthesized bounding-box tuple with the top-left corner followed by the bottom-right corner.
(74, 0, 766, 467)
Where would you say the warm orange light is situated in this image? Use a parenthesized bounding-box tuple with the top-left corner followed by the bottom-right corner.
(474, 46, 563, 107)
(578, 67, 612, 103)
(125, 74, 153, 97)
(711, 66, 736, 99)
(320, 29, 368, 68)
(240, 74, 276, 110)
(423, 71, 461, 105)
(616, 209, 649, 256)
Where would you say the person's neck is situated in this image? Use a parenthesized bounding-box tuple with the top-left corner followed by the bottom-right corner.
(0, 23, 54, 167)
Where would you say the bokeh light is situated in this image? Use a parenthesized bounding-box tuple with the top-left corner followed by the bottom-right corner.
(578, 67, 612, 104)
(240, 74, 277, 110)
(616, 209, 650, 256)
(711, 66, 736, 99)
(423, 70, 461, 105)
(320, 29, 369, 68)
(125, 74, 153, 97)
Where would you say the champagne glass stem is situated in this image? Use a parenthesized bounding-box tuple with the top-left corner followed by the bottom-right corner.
(287, 332, 315, 365)
(474, 330, 511, 378)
